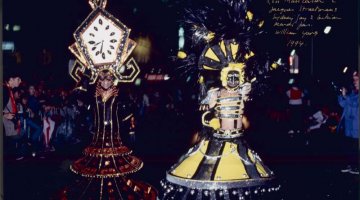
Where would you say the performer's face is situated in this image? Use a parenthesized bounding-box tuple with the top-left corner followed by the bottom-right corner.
(226, 70, 240, 89)
(99, 72, 114, 90)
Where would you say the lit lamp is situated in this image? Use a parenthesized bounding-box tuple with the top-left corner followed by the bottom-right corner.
(178, 26, 185, 50)
(133, 36, 151, 63)
(324, 26, 331, 34)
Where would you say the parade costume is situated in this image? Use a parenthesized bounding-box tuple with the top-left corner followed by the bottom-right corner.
(61, 1, 157, 199)
(161, 0, 280, 199)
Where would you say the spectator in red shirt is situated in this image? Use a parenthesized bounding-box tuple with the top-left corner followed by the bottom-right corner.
(286, 80, 305, 134)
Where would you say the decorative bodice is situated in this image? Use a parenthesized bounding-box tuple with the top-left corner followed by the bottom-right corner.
(215, 95, 242, 119)
(91, 93, 122, 147)
(71, 86, 142, 178)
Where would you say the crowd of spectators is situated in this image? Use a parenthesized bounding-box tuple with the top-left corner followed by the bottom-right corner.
(3, 69, 358, 174)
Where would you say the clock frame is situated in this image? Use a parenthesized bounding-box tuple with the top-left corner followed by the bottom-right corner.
(74, 7, 130, 68)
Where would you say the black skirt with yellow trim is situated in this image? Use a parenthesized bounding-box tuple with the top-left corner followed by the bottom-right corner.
(160, 136, 280, 200)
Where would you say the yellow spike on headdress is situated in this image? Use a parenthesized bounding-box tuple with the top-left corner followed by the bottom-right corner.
(230, 42, 239, 60)
(205, 32, 215, 42)
(271, 63, 278, 70)
(245, 51, 255, 60)
(177, 51, 187, 59)
(246, 11, 253, 21)
(258, 20, 264, 28)
(205, 48, 220, 62)
(203, 65, 218, 70)
(219, 40, 227, 56)
(198, 76, 204, 84)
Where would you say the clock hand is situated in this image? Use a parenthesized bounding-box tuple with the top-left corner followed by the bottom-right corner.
(100, 41, 104, 53)
(94, 41, 102, 46)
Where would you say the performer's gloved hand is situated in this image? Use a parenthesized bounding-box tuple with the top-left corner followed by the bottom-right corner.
(199, 104, 209, 111)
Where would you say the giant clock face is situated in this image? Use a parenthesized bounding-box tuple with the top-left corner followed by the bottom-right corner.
(74, 8, 130, 67)
(82, 15, 122, 65)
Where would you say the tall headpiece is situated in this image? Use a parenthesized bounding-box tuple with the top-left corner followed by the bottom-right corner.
(69, 0, 140, 85)
(177, 0, 276, 98)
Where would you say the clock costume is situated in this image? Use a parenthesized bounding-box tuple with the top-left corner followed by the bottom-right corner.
(160, 0, 280, 199)
(61, 1, 156, 199)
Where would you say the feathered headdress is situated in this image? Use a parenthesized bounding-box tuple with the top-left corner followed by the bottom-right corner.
(185, 0, 264, 46)
(176, 0, 279, 100)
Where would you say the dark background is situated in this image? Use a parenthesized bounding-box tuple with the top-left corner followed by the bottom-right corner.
(3, 0, 358, 86)
(2, 1, 359, 200)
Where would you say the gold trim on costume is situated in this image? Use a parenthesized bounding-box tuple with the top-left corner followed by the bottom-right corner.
(247, 149, 269, 177)
(88, 0, 108, 10)
(69, 43, 88, 66)
(84, 146, 132, 157)
(122, 114, 133, 121)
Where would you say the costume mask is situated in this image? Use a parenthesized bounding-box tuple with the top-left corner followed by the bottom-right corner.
(98, 71, 114, 90)
(226, 70, 240, 89)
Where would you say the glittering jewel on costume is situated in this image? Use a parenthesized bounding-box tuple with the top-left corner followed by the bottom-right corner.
(62, 1, 157, 199)
(70, 89, 143, 178)
(161, 83, 280, 200)
(160, 0, 280, 198)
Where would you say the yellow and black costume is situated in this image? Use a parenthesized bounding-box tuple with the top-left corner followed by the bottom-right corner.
(161, 0, 280, 199)
(162, 80, 280, 199)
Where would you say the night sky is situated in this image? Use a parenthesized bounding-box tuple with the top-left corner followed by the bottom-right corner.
(3, 0, 358, 86)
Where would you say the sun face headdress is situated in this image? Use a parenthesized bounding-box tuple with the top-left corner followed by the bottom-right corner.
(199, 39, 256, 86)
(177, 0, 270, 97)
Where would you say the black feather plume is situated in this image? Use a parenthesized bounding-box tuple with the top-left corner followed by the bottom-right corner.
(185, 0, 264, 46)
(174, 0, 282, 103)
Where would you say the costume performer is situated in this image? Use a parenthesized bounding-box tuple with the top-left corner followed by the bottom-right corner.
(61, 1, 157, 199)
(161, 0, 280, 199)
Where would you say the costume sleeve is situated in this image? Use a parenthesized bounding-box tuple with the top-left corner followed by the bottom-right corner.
(240, 82, 251, 101)
(200, 88, 218, 108)
(74, 73, 91, 93)
(3, 86, 10, 111)
(69, 69, 93, 106)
